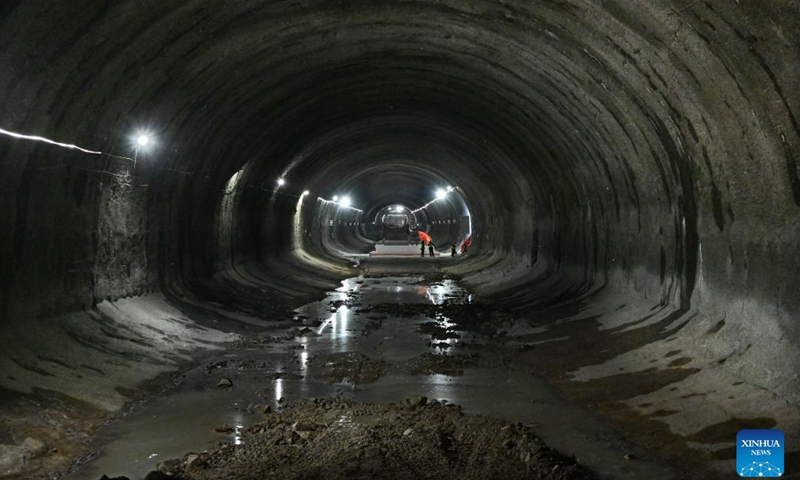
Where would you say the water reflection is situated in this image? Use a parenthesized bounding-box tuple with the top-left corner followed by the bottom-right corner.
(64, 274, 679, 480)
(422, 280, 465, 305)
(299, 349, 308, 374)
(234, 425, 244, 446)
(65, 275, 475, 480)
(274, 378, 283, 404)
(428, 374, 459, 404)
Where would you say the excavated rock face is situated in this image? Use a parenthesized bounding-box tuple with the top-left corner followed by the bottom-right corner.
(0, 0, 797, 313)
(0, 0, 799, 465)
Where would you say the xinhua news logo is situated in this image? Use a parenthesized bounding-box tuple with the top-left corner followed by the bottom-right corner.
(737, 429, 784, 477)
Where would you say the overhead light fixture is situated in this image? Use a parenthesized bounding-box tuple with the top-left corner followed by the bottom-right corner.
(132, 131, 155, 167)
(436, 189, 447, 200)
(277, 178, 286, 187)
(333, 195, 339, 201)
(340, 197, 352, 207)
(303, 190, 310, 195)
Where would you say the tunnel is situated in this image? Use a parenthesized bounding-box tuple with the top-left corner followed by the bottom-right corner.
(0, 1, 799, 479)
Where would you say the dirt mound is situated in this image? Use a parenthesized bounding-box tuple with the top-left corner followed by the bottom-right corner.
(406, 352, 478, 376)
(309, 352, 387, 384)
(156, 398, 593, 480)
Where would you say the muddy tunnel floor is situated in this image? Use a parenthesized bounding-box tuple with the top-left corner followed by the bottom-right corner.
(41, 261, 730, 480)
(154, 398, 590, 480)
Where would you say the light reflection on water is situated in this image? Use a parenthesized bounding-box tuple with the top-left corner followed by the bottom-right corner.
(274, 378, 283, 404)
(427, 374, 459, 404)
(297, 276, 472, 362)
(234, 425, 244, 446)
(300, 349, 308, 374)
(65, 274, 683, 480)
(67, 275, 472, 480)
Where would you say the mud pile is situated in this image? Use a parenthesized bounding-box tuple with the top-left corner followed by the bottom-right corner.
(155, 398, 592, 480)
(309, 352, 387, 384)
(406, 352, 478, 376)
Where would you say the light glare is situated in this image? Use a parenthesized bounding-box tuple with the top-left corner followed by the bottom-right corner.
(303, 190, 310, 195)
(436, 189, 447, 200)
(340, 197, 351, 207)
(137, 135, 150, 147)
(333, 195, 339, 201)
(0, 127, 102, 155)
(277, 178, 286, 186)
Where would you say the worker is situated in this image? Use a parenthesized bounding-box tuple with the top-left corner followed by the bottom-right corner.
(428, 242, 435, 257)
(451, 242, 457, 256)
(420, 242, 425, 257)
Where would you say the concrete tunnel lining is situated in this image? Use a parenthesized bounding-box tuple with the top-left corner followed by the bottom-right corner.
(0, 0, 799, 477)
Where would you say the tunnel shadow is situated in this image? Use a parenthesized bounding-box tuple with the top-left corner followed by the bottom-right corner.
(502, 300, 773, 479)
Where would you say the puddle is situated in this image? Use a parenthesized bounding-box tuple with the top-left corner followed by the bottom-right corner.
(65, 275, 681, 480)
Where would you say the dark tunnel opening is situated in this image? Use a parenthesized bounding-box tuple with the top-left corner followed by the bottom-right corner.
(0, 1, 799, 479)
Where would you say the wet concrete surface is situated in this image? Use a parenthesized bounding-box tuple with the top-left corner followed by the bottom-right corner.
(65, 269, 683, 480)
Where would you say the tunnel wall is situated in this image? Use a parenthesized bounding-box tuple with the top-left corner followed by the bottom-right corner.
(0, 144, 160, 321)
(2, 0, 796, 360)
(0, 0, 799, 449)
(299, 201, 372, 257)
(0, 0, 795, 342)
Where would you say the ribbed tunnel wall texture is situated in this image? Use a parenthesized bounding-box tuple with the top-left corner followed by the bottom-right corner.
(1, 0, 799, 468)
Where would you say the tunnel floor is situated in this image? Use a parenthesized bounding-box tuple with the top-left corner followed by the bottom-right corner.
(50, 259, 700, 480)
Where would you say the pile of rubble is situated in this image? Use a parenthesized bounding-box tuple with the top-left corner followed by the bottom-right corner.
(153, 397, 592, 480)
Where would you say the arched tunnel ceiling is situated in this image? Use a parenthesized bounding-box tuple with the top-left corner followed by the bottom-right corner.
(3, 0, 796, 214)
(0, 0, 799, 318)
(1, 0, 712, 213)
(2, 5, 800, 476)
(2, 5, 800, 479)
(315, 167, 452, 213)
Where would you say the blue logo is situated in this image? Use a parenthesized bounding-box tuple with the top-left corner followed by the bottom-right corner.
(737, 429, 784, 477)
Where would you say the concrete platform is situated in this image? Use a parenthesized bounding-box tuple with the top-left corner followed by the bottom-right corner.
(370, 242, 440, 256)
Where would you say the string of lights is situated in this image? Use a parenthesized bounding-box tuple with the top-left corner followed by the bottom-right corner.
(411, 186, 458, 214)
(318, 196, 363, 212)
(1, 125, 312, 199)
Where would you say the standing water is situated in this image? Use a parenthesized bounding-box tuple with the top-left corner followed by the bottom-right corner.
(65, 275, 679, 480)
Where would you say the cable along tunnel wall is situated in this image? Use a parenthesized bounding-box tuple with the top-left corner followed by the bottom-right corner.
(0, 0, 797, 470)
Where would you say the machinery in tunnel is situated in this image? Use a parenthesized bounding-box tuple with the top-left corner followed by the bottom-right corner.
(367, 204, 416, 243)
(0, 0, 799, 479)
(379, 205, 413, 229)
(383, 213, 409, 228)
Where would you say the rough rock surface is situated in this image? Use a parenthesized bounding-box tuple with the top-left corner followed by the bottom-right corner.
(1, 0, 800, 477)
(156, 398, 592, 480)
